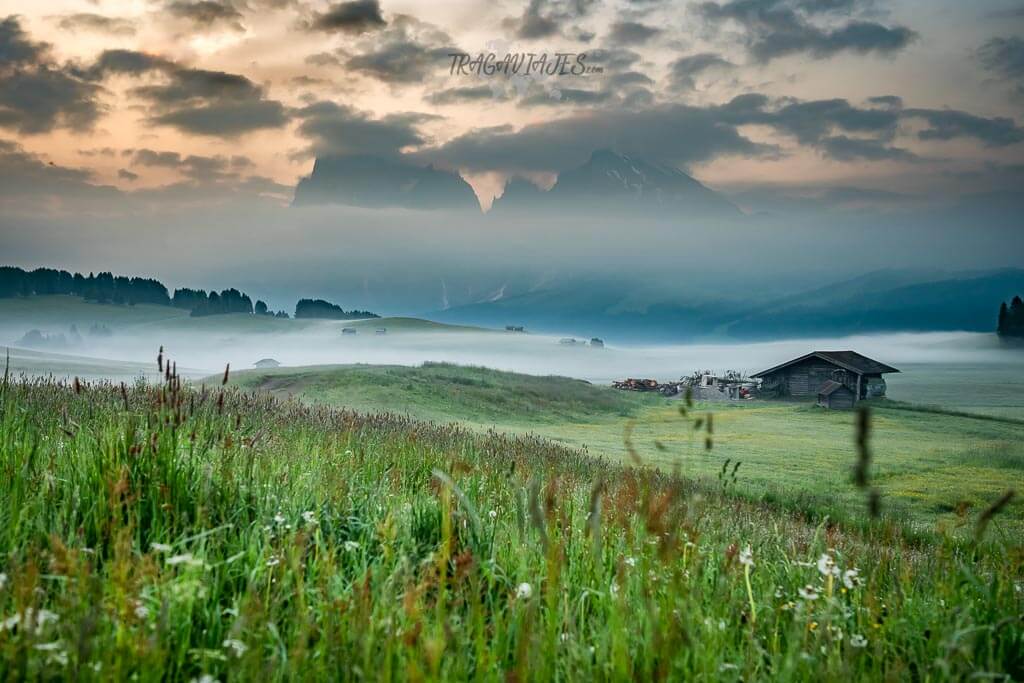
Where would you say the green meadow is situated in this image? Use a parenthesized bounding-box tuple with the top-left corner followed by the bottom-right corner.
(228, 363, 1024, 539)
(0, 373, 1021, 680)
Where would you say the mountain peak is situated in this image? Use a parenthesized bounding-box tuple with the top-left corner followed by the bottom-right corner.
(493, 149, 740, 217)
(293, 154, 480, 211)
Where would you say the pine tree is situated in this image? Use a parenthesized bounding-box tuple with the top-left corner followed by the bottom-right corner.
(998, 301, 1009, 335)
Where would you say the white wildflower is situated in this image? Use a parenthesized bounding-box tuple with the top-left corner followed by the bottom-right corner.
(739, 546, 754, 567)
(798, 585, 820, 601)
(816, 553, 837, 577)
(515, 582, 533, 599)
(343, 540, 360, 552)
(134, 602, 149, 619)
(488, 510, 498, 520)
(842, 568, 861, 589)
(223, 639, 248, 657)
(624, 556, 636, 568)
(850, 634, 868, 648)
(273, 512, 286, 525)
(150, 543, 173, 553)
(266, 557, 280, 567)
(302, 511, 318, 525)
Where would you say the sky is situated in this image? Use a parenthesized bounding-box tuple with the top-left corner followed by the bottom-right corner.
(1, 0, 1023, 314)
(0, 0, 1022, 211)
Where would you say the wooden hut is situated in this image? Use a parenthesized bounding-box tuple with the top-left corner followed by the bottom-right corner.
(817, 380, 856, 410)
(752, 351, 898, 404)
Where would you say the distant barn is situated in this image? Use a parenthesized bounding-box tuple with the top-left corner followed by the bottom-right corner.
(752, 351, 899, 407)
(253, 358, 281, 368)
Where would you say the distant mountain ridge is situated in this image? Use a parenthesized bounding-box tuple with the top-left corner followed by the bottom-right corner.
(431, 268, 1024, 341)
(291, 149, 739, 217)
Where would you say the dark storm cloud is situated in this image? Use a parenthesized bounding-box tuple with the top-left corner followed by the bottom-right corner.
(0, 17, 103, 134)
(607, 21, 662, 45)
(55, 13, 137, 36)
(118, 169, 139, 181)
(669, 53, 734, 90)
(415, 103, 775, 174)
(310, 0, 386, 34)
(166, 1, 245, 31)
(426, 86, 505, 105)
(294, 101, 433, 157)
(344, 15, 458, 84)
(697, 0, 916, 62)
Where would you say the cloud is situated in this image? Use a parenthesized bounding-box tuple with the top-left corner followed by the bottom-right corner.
(426, 85, 505, 105)
(414, 103, 775, 174)
(503, 0, 598, 40)
(697, 0, 916, 62)
(310, 0, 386, 34)
(82, 49, 177, 79)
(669, 53, 734, 90)
(818, 135, 917, 161)
(118, 168, 139, 181)
(903, 108, 1024, 147)
(0, 17, 103, 134)
(607, 21, 662, 45)
(518, 87, 612, 107)
(55, 13, 137, 36)
(977, 36, 1024, 99)
(165, 1, 245, 32)
(0, 15, 46, 65)
(91, 59, 291, 136)
(344, 15, 458, 84)
(294, 101, 434, 157)
(129, 148, 257, 181)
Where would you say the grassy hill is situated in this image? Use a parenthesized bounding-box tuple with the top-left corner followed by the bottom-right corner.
(227, 363, 1024, 537)
(1, 374, 1020, 679)
(226, 362, 661, 425)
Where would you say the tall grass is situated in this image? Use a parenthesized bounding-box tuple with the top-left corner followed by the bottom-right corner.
(0, 370, 1021, 680)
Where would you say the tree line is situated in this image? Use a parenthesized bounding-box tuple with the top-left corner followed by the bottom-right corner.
(294, 298, 379, 320)
(997, 295, 1024, 338)
(0, 266, 376, 320)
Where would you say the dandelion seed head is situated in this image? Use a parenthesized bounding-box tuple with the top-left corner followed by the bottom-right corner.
(850, 634, 868, 648)
(739, 546, 754, 567)
(843, 568, 861, 589)
(798, 585, 820, 601)
(516, 582, 533, 599)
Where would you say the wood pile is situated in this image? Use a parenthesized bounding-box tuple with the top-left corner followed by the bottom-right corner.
(613, 378, 679, 395)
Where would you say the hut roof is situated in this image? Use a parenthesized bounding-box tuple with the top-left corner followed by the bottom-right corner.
(818, 380, 850, 396)
(752, 350, 899, 378)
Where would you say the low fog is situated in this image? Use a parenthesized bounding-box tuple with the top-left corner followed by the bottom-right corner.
(5, 314, 1021, 389)
(2, 195, 1022, 316)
